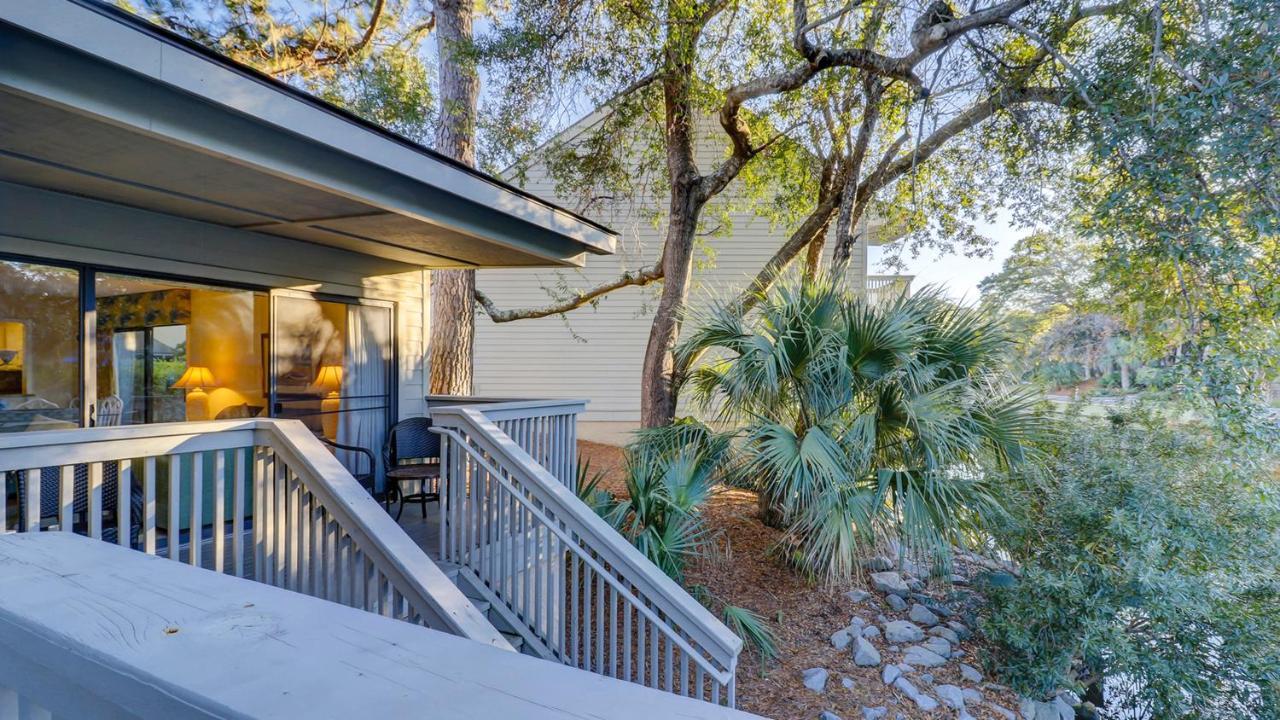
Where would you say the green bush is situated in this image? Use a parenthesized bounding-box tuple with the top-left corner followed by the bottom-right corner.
(677, 277, 1043, 583)
(981, 408, 1280, 718)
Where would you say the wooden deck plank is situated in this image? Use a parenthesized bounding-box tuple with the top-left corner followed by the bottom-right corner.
(0, 533, 757, 719)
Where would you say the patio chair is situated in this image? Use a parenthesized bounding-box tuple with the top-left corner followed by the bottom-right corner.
(382, 417, 440, 521)
(319, 436, 390, 511)
(96, 394, 124, 427)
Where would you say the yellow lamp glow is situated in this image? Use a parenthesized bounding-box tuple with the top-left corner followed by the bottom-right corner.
(315, 365, 343, 439)
(171, 366, 217, 421)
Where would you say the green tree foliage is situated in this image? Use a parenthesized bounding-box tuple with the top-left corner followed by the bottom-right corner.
(123, 0, 436, 139)
(1066, 0, 1280, 423)
(678, 276, 1042, 582)
(981, 408, 1280, 718)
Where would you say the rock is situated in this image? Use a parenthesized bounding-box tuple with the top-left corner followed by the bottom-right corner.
(935, 684, 966, 710)
(1019, 697, 1075, 720)
(885, 594, 909, 612)
(819, 712, 842, 720)
(988, 704, 1017, 720)
(862, 625, 881, 640)
(951, 648, 966, 659)
(893, 677, 939, 712)
(902, 645, 948, 667)
(920, 673, 933, 684)
(803, 667, 829, 692)
(883, 620, 925, 643)
(949, 573, 969, 586)
(1053, 695, 1076, 720)
(853, 636, 882, 667)
(947, 620, 972, 639)
(849, 615, 867, 629)
(909, 603, 940, 626)
(861, 707, 888, 720)
(962, 687, 983, 704)
(846, 589, 872, 604)
(881, 664, 902, 685)
(864, 555, 895, 571)
(870, 571, 910, 597)
(907, 579, 924, 592)
(959, 663, 983, 683)
(928, 625, 959, 644)
(922, 635, 952, 658)
(834, 625, 855, 648)
(842, 676, 856, 690)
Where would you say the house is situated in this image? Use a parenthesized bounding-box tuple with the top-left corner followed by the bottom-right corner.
(475, 112, 912, 442)
(0, 1, 747, 716)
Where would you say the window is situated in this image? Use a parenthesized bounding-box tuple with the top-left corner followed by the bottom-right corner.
(0, 260, 82, 432)
(94, 274, 268, 426)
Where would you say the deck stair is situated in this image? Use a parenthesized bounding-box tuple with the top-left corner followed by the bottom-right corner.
(428, 399, 744, 706)
(439, 561, 547, 657)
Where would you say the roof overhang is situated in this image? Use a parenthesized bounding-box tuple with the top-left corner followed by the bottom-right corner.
(0, 0, 617, 269)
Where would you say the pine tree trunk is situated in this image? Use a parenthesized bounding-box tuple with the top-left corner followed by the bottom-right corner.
(428, 0, 478, 396)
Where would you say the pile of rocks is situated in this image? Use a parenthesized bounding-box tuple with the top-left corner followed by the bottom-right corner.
(801, 556, 1030, 720)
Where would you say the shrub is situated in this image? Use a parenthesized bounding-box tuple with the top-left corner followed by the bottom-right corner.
(678, 276, 1043, 582)
(981, 408, 1280, 718)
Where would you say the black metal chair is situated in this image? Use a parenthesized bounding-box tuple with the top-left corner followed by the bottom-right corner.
(319, 436, 389, 511)
(382, 417, 440, 521)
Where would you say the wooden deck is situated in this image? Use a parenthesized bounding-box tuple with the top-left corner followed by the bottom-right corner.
(393, 499, 443, 559)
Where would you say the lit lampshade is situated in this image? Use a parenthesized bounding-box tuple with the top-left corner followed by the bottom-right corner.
(171, 366, 216, 421)
(315, 365, 344, 440)
(171, 366, 216, 391)
(314, 365, 344, 393)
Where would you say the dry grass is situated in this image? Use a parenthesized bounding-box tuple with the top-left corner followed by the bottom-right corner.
(577, 440, 1022, 720)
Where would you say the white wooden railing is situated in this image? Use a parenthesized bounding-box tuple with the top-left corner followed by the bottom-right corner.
(865, 274, 913, 304)
(0, 532, 754, 720)
(0, 418, 507, 649)
(427, 401, 743, 706)
(427, 396, 581, 489)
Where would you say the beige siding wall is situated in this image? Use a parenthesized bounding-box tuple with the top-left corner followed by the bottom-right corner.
(473, 119, 870, 423)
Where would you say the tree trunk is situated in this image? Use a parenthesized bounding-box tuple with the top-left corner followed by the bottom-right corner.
(639, 32, 702, 429)
(1120, 362, 1130, 391)
(428, 0, 479, 396)
(639, 168, 702, 427)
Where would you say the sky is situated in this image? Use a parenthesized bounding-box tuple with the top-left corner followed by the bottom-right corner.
(869, 212, 1022, 305)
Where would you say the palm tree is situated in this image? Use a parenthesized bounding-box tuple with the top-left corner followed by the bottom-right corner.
(676, 275, 1043, 583)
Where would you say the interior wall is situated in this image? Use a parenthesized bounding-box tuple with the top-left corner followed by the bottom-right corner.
(187, 289, 269, 419)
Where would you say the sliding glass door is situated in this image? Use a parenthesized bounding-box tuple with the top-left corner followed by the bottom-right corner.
(271, 292, 393, 485)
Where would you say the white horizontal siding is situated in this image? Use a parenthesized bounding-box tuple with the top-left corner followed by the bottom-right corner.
(474, 119, 869, 423)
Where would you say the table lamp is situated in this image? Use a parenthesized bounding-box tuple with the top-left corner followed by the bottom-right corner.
(315, 364, 343, 439)
(172, 366, 216, 421)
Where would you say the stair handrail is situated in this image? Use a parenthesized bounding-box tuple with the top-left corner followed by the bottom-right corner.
(429, 406, 742, 684)
(0, 418, 508, 650)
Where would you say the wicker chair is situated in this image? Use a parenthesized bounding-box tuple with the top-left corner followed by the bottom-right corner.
(382, 417, 440, 521)
(15, 462, 142, 545)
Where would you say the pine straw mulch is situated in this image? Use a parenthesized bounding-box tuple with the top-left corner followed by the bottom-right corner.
(577, 440, 1023, 720)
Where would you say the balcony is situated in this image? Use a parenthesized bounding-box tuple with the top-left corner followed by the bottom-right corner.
(0, 400, 745, 717)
